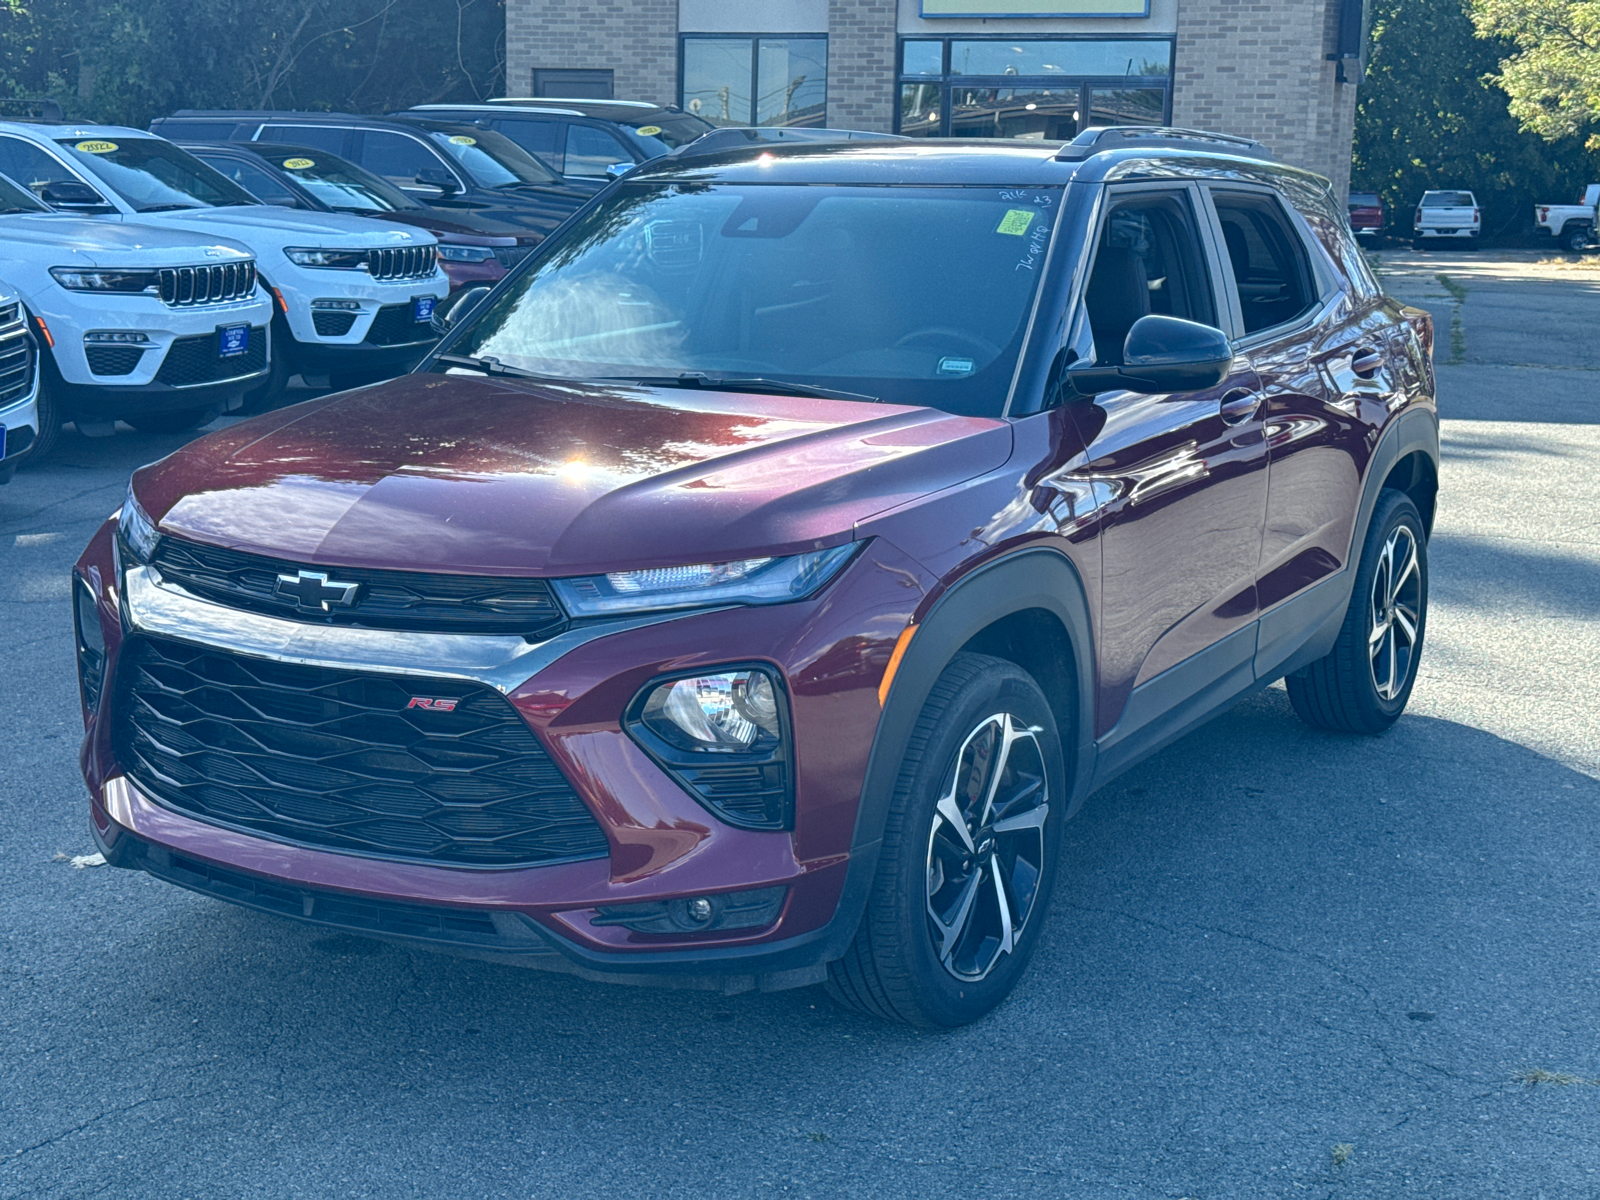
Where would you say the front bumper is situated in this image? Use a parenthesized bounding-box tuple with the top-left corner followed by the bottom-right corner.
(74, 523, 927, 990)
(52, 325, 271, 418)
(1414, 226, 1478, 238)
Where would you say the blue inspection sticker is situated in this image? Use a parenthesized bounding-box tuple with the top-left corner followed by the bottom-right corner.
(413, 296, 436, 323)
(217, 324, 249, 358)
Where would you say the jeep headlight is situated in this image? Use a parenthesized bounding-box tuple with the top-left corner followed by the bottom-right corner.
(284, 247, 370, 269)
(551, 544, 858, 618)
(49, 267, 161, 294)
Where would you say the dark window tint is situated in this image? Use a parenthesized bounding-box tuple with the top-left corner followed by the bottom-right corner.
(1211, 191, 1318, 336)
(487, 117, 562, 168)
(0, 136, 79, 197)
(356, 131, 446, 188)
(1084, 190, 1216, 365)
(201, 156, 302, 207)
(1347, 192, 1380, 207)
(564, 125, 631, 177)
(163, 122, 240, 141)
(258, 124, 347, 154)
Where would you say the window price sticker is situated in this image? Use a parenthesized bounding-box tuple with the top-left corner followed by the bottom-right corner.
(996, 209, 1036, 237)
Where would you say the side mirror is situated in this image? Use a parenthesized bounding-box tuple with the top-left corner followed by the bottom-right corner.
(1066, 315, 1234, 396)
(604, 161, 634, 180)
(414, 168, 461, 196)
(430, 284, 491, 335)
(40, 179, 108, 208)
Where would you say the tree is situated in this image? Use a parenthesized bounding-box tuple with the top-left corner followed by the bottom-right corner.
(1354, 0, 1594, 239)
(1471, 0, 1600, 147)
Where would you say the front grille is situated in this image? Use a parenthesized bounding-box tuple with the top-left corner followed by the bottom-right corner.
(0, 309, 33, 405)
(150, 536, 567, 637)
(86, 345, 146, 376)
(113, 636, 611, 868)
(364, 303, 434, 346)
(493, 244, 536, 270)
(159, 262, 258, 307)
(366, 245, 437, 281)
(312, 310, 358, 337)
(154, 327, 268, 388)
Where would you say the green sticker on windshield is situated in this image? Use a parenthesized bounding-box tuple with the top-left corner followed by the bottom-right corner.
(996, 209, 1035, 236)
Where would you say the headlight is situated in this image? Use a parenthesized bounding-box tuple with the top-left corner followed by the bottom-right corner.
(552, 544, 858, 617)
(116, 484, 159, 566)
(283, 247, 370, 269)
(436, 244, 496, 263)
(627, 666, 792, 829)
(49, 267, 161, 294)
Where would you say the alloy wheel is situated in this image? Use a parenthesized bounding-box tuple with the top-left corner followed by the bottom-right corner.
(1368, 524, 1422, 701)
(925, 712, 1050, 982)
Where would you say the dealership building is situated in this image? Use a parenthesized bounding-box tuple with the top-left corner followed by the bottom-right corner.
(505, 0, 1366, 197)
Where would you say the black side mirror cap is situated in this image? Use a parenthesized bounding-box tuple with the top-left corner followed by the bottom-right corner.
(430, 284, 492, 335)
(1066, 314, 1234, 396)
(40, 180, 108, 207)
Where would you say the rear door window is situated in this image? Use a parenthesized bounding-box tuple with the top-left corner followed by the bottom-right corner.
(258, 124, 349, 155)
(487, 117, 564, 170)
(0, 136, 81, 198)
(1083, 189, 1217, 365)
(1209, 191, 1319, 337)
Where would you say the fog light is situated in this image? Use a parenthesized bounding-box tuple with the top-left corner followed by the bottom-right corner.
(590, 886, 787, 935)
(642, 669, 779, 753)
(310, 298, 361, 310)
(83, 331, 150, 344)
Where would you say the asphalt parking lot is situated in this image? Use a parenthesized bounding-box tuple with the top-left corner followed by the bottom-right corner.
(3, 251, 1599, 1198)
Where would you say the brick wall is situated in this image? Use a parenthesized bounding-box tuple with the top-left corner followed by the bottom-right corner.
(826, 0, 897, 132)
(505, 0, 678, 105)
(1172, 0, 1359, 200)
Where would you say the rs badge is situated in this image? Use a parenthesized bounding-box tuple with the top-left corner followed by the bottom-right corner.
(406, 697, 459, 711)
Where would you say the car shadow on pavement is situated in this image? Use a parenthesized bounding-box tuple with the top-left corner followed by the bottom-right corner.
(27, 686, 1598, 1197)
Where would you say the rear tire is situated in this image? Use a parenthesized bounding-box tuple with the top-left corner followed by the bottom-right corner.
(1564, 226, 1590, 253)
(826, 653, 1065, 1028)
(1287, 490, 1428, 734)
(124, 406, 218, 435)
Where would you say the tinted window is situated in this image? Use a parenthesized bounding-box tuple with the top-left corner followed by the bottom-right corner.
(162, 122, 241, 141)
(1211, 192, 1319, 336)
(54, 136, 255, 211)
(258, 125, 348, 154)
(1084, 190, 1216, 365)
(357, 130, 446, 188)
(486, 117, 562, 167)
(450, 183, 1060, 416)
(0, 136, 79, 197)
(0, 168, 48, 212)
(1420, 191, 1473, 207)
(563, 125, 632, 177)
(1347, 192, 1380, 207)
(201, 156, 302, 207)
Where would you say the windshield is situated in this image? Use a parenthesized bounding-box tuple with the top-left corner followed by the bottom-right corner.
(622, 114, 716, 156)
(421, 126, 562, 187)
(446, 182, 1059, 416)
(54, 136, 256, 211)
(265, 150, 420, 213)
(0, 170, 48, 214)
(1421, 191, 1473, 207)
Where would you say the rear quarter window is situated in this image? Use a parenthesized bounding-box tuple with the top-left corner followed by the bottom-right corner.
(1275, 174, 1382, 303)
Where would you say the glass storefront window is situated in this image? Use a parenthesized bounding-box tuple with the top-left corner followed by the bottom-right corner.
(1089, 88, 1166, 125)
(902, 41, 943, 76)
(900, 84, 943, 138)
(948, 39, 1171, 77)
(682, 36, 828, 128)
(950, 88, 1080, 140)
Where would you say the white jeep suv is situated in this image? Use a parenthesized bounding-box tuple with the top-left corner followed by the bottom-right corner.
(0, 168, 269, 460)
(0, 122, 448, 405)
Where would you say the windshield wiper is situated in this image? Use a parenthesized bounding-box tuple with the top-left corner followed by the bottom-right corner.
(434, 353, 568, 382)
(600, 372, 879, 404)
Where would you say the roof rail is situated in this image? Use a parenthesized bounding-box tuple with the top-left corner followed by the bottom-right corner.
(0, 96, 64, 122)
(1055, 125, 1273, 162)
(672, 126, 908, 158)
(487, 97, 660, 109)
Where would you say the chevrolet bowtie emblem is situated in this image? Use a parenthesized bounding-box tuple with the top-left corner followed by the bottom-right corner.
(275, 569, 361, 611)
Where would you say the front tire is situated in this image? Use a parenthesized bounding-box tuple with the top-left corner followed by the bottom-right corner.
(826, 653, 1065, 1027)
(1287, 490, 1428, 734)
(238, 313, 292, 415)
(15, 370, 64, 467)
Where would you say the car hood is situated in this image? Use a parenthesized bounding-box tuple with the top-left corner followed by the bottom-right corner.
(128, 205, 438, 247)
(0, 213, 253, 264)
(134, 373, 1011, 576)
(368, 209, 523, 244)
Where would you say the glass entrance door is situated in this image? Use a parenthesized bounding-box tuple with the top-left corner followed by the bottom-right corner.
(949, 88, 1080, 140)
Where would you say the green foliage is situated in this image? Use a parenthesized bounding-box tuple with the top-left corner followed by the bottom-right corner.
(1353, 0, 1594, 239)
(1471, 0, 1600, 146)
(0, 0, 505, 129)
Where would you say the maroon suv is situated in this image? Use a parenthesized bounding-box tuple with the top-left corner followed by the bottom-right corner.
(73, 129, 1438, 1027)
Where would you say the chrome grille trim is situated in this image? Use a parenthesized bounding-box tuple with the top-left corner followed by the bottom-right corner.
(366, 244, 437, 281)
(158, 261, 258, 307)
(0, 307, 35, 405)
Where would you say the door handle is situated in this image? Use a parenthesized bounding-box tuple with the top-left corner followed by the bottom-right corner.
(1351, 346, 1385, 378)
(1219, 388, 1261, 425)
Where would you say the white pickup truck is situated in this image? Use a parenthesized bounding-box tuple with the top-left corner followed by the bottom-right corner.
(1534, 185, 1600, 252)
(1412, 190, 1479, 249)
